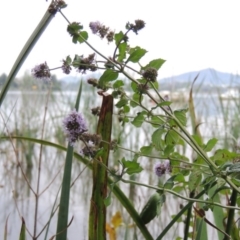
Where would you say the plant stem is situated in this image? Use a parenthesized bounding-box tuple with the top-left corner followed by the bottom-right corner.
(33, 83, 52, 238)
(223, 189, 238, 240)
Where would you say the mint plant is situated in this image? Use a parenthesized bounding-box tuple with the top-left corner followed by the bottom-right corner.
(1, 1, 240, 239)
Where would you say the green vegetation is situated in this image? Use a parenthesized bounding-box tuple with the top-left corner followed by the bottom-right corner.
(1, 1, 240, 240)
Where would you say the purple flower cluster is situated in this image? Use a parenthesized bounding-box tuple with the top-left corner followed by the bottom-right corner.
(89, 21, 101, 34)
(31, 62, 51, 82)
(63, 110, 88, 145)
(154, 160, 171, 177)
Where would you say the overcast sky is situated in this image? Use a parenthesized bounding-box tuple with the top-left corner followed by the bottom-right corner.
(1, 0, 240, 79)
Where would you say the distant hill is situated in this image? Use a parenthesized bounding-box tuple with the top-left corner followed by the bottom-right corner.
(159, 68, 240, 92)
(59, 68, 240, 91)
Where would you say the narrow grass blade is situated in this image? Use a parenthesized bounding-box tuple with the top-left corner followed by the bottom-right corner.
(19, 217, 26, 240)
(89, 93, 113, 240)
(56, 81, 83, 240)
(0, 4, 54, 107)
(195, 218, 204, 240)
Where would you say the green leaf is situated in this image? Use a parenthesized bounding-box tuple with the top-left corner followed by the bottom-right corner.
(130, 93, 143, 107)
(127, 47, 147, 63)
(211, 186, 231, 199)
(165, 130, 179, 145)
(164, 145, 174, 156)
(130, 81, 138, 92)
(122, 158, 143, 175)
(231, 178, 240, 187)
(140, 193, 164, 224)
(204, 138, 218, 152)
(212, 149, 238, 162)
(123, 105, 130, 113)
(132, 112, 146, 127)
(152, 128, 166, 151)
(158, 101, 172, 107)
(192, 134, 203, 147)
(104, 192, 112, 206)
(78, 31, 88, 43)
(115, 98, 128, 108)
(174, 109, 188, 126)
(114, 31, 124, 44)
(117, 42, 127, 62)
(150, 116, 164, 128)
(140, 145, 153, 155)
(142, 58, 166, 70)
(164, 177, 174, 190)
(99, 69, 119, 88)
(189, 170, 202, 191)
(113, 80, 124, 88)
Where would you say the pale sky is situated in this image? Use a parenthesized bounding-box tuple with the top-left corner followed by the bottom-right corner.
(1, 0, 240, 79)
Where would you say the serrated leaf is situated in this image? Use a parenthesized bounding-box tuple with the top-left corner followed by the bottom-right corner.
(99, 69, 119, 88)
(132, 112, 146, 127)
(189, 171, 202, 191)
(142, 58, 166, 70)
(122, 158, 143, 175)
(174, 109, 188, 126)
(114, 31, 124, 44)
(204, 138, 218, 152)
(140, 145, 153, 155)
(78, 31, 88, 43)
(127, 47, 147, 63)
(212, 149, 238, 161)
(117, 42, 127, 62)
(165, 130, 179, 145)
(113, 80, 124, 88)
(152, 128, 166, 150)
(150, 116, 164, 128)
(115, 98, 128, 108)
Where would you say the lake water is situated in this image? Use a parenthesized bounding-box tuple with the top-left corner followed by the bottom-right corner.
(0, 89, 239, 239)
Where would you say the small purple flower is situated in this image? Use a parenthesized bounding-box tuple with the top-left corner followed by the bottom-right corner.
(154, 160, 171, 177)
(31, 62, 51, 81)
(89, 21, 101, 34)
(63, 110, 88, 145)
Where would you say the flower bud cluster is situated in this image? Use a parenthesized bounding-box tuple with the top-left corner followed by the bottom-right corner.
(142, 67, 158, 82)
(31, 62, 51, 82)
(126, 19, 145, 34)
(63, 110, 88, 146)
(89, 21, 114, 43)
(154, 160, 171, 177)
(73, 53, 97, 74)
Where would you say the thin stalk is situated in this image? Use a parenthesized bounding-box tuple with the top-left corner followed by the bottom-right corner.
(33, 83, 52, 238)
(156, 184, 216, 240)
(184, 191, 195, 240)
(121, 178, 240, 210)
